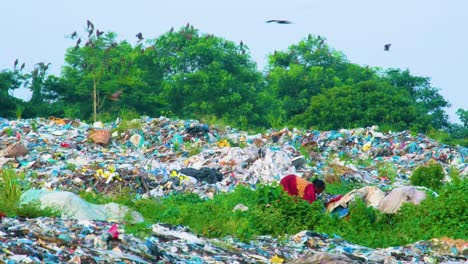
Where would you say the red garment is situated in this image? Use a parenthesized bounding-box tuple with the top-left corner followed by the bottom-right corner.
(280, 174, 317, 204)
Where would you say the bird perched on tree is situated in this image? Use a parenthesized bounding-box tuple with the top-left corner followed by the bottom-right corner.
(266, 20, 292, 24)
(70, 31, 77, 39)
(87, 20, 94, 30)
(85, 39, 93, 47)
(109, 90, 123, 101)
(384, 43, 391, 51)
(74, 38, 81, 50)
(96, 29, 104, 38)
(36, 62, 51, 71)
(14, 59, 18, 69)
(88, 28, 94, 38)
(169, 27, 174, 33)
(136, 32, 143, 43)
(20, 63, 25, 71)
(240, 40, 244, 47)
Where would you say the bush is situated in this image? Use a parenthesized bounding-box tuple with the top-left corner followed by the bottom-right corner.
(410, 162, 444, 190)
(0, 168, 29, 215)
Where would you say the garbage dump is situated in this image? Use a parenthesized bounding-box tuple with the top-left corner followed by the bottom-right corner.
(0, 116, 466, 263)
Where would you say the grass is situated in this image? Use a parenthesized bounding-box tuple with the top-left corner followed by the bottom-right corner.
(75, 177, 468, 248)
(0, 168, 60, 217)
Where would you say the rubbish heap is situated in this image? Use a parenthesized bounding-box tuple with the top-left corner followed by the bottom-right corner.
(0, 116, 467, 263)
(0, 217, 466, 263)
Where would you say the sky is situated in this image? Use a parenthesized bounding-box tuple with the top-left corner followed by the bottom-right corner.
(1, 0, 467, 123)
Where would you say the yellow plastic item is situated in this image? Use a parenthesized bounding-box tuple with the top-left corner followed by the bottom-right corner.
(362, 142, 372, 152)
(270, 254, 284, 263)
(217, 139, 230, 148)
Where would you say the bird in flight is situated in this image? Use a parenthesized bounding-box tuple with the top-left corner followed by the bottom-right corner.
(266, 20, 292, 24)
(136, 32, 144, 43)
(384, 43, 391, 51)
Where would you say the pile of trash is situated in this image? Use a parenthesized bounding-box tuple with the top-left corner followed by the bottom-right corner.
(0, 116, 465, 198)
(0, 217, 466, 263)
(0, 116, 467, 263)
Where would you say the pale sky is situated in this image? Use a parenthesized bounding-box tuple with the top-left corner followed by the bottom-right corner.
(1, 0, 466, 123)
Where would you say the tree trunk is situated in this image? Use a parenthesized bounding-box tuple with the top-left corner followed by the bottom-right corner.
(93, 76, 97, 123)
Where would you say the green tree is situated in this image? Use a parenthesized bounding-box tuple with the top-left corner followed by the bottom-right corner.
(293, 80, 416, 130)
(0, 70, 23, 118)
(456, 108, 467, 127)
(384, 69, 450, 130)
(60, 31, 144, 121)
(148, 26, 263, 128)
(265, 35, 375, 121)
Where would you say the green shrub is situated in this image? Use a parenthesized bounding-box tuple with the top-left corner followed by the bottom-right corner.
(376, 161, 397, 183)
(410, 162, 444, 190)
(0, 168, 29, 215)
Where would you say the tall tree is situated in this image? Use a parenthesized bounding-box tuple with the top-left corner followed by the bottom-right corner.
(265, 36, 374, 120)
(147, 26, 263, 128)
(383, 69, 450, 130)
(292, 80, 417, 131)
(60, 31, 143, 121)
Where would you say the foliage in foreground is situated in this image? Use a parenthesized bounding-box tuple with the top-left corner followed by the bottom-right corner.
(2, 167, 466, 248)
(80, 177, 467, 248)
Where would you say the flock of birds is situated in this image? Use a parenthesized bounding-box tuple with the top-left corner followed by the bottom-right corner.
(11, 19, 392, 102)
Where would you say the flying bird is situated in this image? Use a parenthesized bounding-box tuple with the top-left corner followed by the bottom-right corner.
(20, 63, 25, 71)
(384, 43, 391, 51)
(109, 90, 123, 101)
(136, 32, 143, 43)
(266, 20, 292, 24)
(14, 59, 18, 69)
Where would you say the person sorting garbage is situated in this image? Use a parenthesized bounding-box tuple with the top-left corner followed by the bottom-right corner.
(279, 174, 326, 204)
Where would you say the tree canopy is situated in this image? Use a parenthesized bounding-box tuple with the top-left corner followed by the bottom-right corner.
(0, 26, 463, 145)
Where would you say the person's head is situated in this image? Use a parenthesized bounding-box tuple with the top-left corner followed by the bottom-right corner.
(312, 179, 326, 194)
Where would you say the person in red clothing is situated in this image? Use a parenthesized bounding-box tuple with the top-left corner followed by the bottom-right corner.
(279, 174, 325, 204)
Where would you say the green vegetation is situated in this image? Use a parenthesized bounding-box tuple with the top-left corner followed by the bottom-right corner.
(1, 167, 466, 248)
(0, 26, 465, 146)
(410, 162, 445, 190)
(77, 177, 467, 248)
(376, 161, 398, 183)
(0, 168, 60, 217)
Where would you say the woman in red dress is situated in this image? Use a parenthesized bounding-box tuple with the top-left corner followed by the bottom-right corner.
(280, 174, 325, 204)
